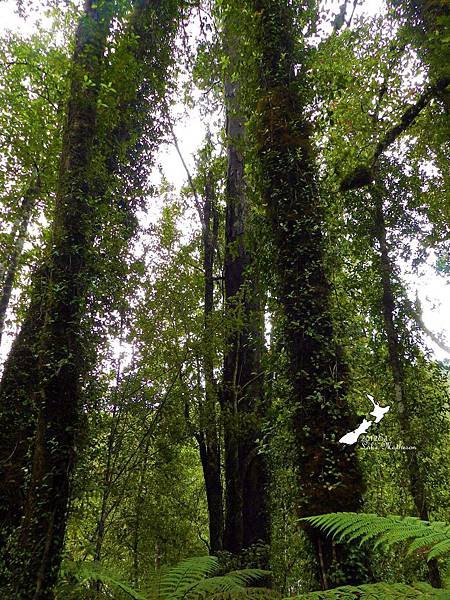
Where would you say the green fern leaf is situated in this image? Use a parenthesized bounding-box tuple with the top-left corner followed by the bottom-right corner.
(59, 560, 148, 599)
(285, 581, 448, 598)
(177, 568, 269, 599)
(158, 555, 219, 599)
(406, 533, 447, 556)
(207, 590, 278, 599)
(302, 513, 450, 562)
(426, 539, 450, 561)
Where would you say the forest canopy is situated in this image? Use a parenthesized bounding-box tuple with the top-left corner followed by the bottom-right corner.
(0, 0, 449, 598)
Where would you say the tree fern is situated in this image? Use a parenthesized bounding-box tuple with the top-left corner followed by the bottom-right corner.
(301, 513, 450, 561)
(285, 581, 449, 599)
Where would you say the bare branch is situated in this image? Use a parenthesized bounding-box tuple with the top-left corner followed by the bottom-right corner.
(346, 0, 359, 28)
(163, 102, 205, 231)
(414, 294, 450, 355)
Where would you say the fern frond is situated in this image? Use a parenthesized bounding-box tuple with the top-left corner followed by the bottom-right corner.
(302, 513, 450, 561)
(406, 532, 450, 557)
(60, 557, 269, 600)
(182, 569, 269, 599)
(158, 555, 219, 599)
(59, 560, 147, 599)
(285, 581, 448, 599)
(207, 589, 279, 599)
(217, 569, 269, 587)
(428, 539, 450, 561)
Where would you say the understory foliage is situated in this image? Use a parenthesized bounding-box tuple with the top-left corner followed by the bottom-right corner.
(0, 0, 449, 598)
(56, 512, 450, 599)
(57, 555, 271, 600)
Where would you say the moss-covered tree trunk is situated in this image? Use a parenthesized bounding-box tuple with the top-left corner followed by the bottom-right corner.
(0, 184, 42, 550)
(252, 0, 369, 588)
(0, 3, 181, 592)
(0, 266, 46, 552)
(3, 2, 113, 597)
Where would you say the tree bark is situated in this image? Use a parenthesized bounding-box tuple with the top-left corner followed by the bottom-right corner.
(252, 0, 369, 588)
(199, 172, 224, 553)
(221, 77, 247, 554)
(0, 266, 46, 550)
(0, 185, 41, 531)
(221, 71, 269, 557)
(372, 184, 442, 588)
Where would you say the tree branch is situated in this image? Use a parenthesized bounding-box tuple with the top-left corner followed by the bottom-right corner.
(333, 1, 349, 34)
(340, 76, 450, 192)
(163, 102, 205, 231)
(346, 0, 359, 28)
(414, 294, 450, 355)
(373, 77, 450, 160)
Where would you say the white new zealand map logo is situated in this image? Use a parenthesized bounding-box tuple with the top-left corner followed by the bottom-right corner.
(339, 394, 390, 445)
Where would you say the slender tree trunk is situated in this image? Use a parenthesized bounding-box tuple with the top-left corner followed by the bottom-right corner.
(221, 72, 269, 557)
(251, 0, 369, 588)
(222, 77, 247, 553)
(132, 435, 152, 585)
(93, 400, 121, 567)
(0, 179, 39, 349)
(241, 308, 269, 552)
(199, 173, 224, 553)
(372, 184, 442, 588)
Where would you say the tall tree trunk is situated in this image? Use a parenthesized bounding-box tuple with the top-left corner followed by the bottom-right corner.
(0, 178, 39, 348)
(240, 308, 269, 552)
(251, 0, 369, 588)
(0, 3, 181, 593)
(199, 172, 224, 553)
(93, 392, 122, 569)
(7, 3, 113, 596)
(0, 1, 111, 589)
(221, 70, 269, 557)
(221, 77, 246, 554)
(372, 184, 442, 588)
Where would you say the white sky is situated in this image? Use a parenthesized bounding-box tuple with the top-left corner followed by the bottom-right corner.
(0, 0, 448, 364)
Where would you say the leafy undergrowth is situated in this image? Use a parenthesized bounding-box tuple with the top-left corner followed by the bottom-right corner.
(57, 512, 450, 599)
